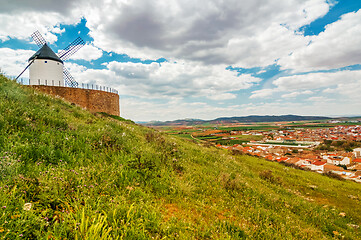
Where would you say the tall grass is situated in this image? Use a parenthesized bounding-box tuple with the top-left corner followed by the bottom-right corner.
(0, 74, 361, 239)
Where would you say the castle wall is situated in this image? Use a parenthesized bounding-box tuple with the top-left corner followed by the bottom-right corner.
(30, 85, 120, 116)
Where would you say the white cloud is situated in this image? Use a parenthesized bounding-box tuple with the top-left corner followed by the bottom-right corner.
(322, 88, 337, 93)
(0, 0, 339, 68)
(307, 96, 330, 102)
(207, 93, 237, 101)
(51, 27, 65, 34)
(238, 100, 361, 117)
(0, 12, 76, 43)
(250, 70, 361, 112)
(278, 9, 361, 72)
(0, 48, 35, 77)
(121, 98, 243, 121)
(281, 90, 313, 98)
(273, 70, 361, 92)
(63, 44, 103, 61)
(74, 61, 261, 100)
(122, 97, 358, 121)
(250, 88, 278, 99)
(0, 0, 85, 42)
(85, 0, 331, 66)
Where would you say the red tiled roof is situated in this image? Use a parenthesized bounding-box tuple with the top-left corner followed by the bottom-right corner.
(312, 160, 327, 166)
(324, 164, 343, 171)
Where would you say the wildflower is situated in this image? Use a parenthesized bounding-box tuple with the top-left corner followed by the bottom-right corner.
(23, 203, 32, 211)
(19, 234, 23, 237)
(2, 206, 6, 209)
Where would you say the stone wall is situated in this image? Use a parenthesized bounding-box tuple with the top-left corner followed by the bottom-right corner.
(30, 85, 120, 116)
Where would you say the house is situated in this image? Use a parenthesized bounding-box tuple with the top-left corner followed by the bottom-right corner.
(353, 148, 361, 158)
(353, 158, 361, 164)
(275, 157, 289, 162)
(295, 158, 311, 167)
(325, 155, 351, 165)
(309, 160, 327, 172)
(350, 164, 361, 171)
(286, 157, 302, 165)
(323, 164, 344, 173)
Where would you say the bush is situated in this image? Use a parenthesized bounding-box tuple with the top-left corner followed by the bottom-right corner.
(322, 171, 345, 181)
(259, 170, 282, 185)
(279, 161, 305, 171)
(220, 172, 243, 191)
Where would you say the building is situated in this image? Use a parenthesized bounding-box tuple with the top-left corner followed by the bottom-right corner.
(353, 148, 361, 158)
(29, 44, 64, 86)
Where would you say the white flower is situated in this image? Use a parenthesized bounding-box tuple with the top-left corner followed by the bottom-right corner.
(23, 203, 32, 211)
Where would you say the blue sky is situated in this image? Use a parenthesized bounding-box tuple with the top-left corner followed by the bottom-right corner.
(1, 0, 361, 121)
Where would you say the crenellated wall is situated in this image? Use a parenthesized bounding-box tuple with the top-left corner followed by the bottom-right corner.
(30, 85, 120, 116)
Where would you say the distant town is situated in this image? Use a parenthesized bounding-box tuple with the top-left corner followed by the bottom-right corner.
(155, 119, 361, 182)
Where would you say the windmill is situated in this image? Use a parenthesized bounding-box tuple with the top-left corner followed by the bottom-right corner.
(16, 30, 85, 88)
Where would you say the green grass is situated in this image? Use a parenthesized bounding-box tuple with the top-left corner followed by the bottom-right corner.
(232, 135, 264, 141)
(215, 139, 248, 145)
(1, 74, 361, 239)
(219, 126, 278, 131)
(172, 133, 195, 140)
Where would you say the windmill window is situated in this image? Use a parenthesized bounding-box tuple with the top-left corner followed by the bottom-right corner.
(45, 61, 47, 63)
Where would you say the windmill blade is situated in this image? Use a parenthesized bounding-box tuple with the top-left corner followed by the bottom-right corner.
(15, 56, 38, 80)
(58, 37, 85, 61)
(31, 30, 46, 48)
(63, 67, 78, 88)
(15, 62, 33, 80)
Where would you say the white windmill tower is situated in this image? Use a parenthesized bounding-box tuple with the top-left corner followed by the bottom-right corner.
(16, 30, 85, 87)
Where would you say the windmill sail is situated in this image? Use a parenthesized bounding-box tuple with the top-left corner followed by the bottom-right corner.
(63, 67, 78, 88)
(58, 37, 85, 61)
(31, 30, 46, 48)
(15, 56, 37, 80)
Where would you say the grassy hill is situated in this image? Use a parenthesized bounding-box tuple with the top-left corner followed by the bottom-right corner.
(0, 74, 361, 239)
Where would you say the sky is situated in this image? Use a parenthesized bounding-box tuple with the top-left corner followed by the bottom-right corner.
(0, 0, 361, 122)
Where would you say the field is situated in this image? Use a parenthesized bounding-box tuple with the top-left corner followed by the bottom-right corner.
(1, 74, 361, 239)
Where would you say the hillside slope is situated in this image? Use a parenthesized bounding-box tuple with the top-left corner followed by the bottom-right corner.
(0, 74, 361, 239)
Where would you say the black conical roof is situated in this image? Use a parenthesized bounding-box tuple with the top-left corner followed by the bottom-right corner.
(28, 43, 63, 63)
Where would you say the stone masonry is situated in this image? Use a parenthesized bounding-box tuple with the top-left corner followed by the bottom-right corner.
(30, 85, 120, 116)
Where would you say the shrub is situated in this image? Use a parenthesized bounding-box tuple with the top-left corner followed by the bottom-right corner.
(279, 161, 306, 171)
(259, 170, 282, 185)
(322, 171, 345, 181)
(220, 172, 243, 191)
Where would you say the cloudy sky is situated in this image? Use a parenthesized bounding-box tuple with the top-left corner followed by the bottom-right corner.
(1, 0, 361, 121)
